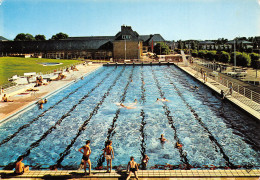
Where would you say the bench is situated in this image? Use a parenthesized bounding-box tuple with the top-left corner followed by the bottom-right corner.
(24, 72, 36, 77)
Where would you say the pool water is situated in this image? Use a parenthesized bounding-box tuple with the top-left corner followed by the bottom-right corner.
(41, 62, 62, 66)
(0, 65, 259, 170)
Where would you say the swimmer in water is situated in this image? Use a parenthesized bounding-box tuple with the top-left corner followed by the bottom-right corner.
(190, 85, 199, 91)
(38, 99, 47, 109)
(134, 99, 138, 104)
(120, 103, 136, 109)
(159, 134, 167, 143)
(161, 97, 170, 102)
(176, 142, 183, 149)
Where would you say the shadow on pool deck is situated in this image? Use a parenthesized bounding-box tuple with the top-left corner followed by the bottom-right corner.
(0, 169, 260, 179)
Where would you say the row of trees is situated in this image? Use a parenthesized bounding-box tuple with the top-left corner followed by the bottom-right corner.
(14, 32, 68, 41)
(191, 50, 260, 70)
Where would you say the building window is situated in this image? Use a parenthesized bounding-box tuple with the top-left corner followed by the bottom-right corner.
(122, 35, 131, 40)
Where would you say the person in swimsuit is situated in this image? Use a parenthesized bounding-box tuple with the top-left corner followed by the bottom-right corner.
(159, 134, 167, 143)
(78, 140, 92, 176)
(2, 94, 13, 102)
(15, 156, 29, 175)
(126, 156, 139, 180)
(141, 154, 149, 170)
(103, 140, 114, 173)
(37, 99, 47, 109)
(161, 97, 170, 102)
(120, 103, 136, 109)
(176, 142, 183, 149)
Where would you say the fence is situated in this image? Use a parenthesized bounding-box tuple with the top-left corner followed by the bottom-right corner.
(191, 65, 260, 112)
(0, 61, 84, 95)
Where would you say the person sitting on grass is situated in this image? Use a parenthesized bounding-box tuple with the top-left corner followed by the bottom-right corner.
(2, 94, 13, 102)
(15, 156, 29, 175)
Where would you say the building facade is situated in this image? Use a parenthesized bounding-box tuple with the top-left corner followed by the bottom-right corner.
(0, 25, 165, 61)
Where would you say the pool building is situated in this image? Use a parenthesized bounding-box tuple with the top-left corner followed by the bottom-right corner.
(0, 25, 165, 60)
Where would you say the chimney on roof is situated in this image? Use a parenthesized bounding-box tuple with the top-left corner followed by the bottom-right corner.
(121, 25, 132, 32)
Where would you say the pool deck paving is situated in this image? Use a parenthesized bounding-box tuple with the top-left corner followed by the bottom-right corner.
(0, 63, 102, 122)
(0, 169, 259, 179)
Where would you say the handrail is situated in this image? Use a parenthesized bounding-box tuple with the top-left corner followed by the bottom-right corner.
(191, 63, 260, 112)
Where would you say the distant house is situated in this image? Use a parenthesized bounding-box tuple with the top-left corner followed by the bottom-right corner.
(0, 26, 165, 61)
(226, 40, 253, 50)
(253, 36, 260, 49)
(198, 41, 215, 50)
(0, 36, 9, 41)
(139, 34, 166, 52)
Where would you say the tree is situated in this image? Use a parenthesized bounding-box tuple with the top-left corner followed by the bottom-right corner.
(50, 32, 69, 40)
(191, 41, 197, 50)
(35, 34, 46, 41)
(236, 52, 251, 67)
(191, 50, 198, 57)
(198, 50, 207, 59)
(153, 42, 170, 55)
(216, 38, 228, 45)
(206, 50, 217, 61)
(219, 51, 230, 63)
(177, 40, 184, 49)
(250, 53, 260, 69)
(14, 33, 35, 41)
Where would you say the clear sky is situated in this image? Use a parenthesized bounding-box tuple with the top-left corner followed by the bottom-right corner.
(0, 0, 259, 41)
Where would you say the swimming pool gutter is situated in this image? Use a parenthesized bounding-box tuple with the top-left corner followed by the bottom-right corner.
(172, 63, 260, 121)
(0, 66, 101, 125)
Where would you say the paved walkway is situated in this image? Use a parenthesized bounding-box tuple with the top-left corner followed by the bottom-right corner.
(194, 59, 260, 93)
(0, 63, 102, 122)
(175, 62, 260, 120)
(0, 169, 259, 179)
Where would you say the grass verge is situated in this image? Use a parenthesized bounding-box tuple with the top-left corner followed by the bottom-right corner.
(0, 57, 81, 86)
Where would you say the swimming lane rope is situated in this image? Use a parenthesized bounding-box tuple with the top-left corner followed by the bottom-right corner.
(55, 66, 128, 167)
(163, 67, 235, 168)
(19, 67, 117, 159)
(95, 66, 135, 167)
(0, 67, 109, 146)
(150, 66, 191, 169)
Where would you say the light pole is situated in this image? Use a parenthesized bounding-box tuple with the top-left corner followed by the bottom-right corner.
(234, 38, 236, 70)
(124, 39, 126, 61)
(256, 45, 259, 78)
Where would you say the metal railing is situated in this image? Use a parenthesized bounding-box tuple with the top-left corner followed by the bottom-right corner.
(191, 65, 260, 112)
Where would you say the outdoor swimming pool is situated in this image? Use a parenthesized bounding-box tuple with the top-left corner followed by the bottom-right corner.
(0, 65, 259, 170)
(41, 62, 62, 66)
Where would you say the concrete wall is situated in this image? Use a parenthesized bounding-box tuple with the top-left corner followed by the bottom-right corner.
(113, 40, 142, 60)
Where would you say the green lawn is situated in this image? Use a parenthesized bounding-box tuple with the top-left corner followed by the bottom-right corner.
(0, 57, 81, 86)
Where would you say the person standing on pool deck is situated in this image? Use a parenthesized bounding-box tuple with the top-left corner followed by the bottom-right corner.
(103, 140, 114, 173)
(78, 140, 92, 176)
(126, 156, 139, 180)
